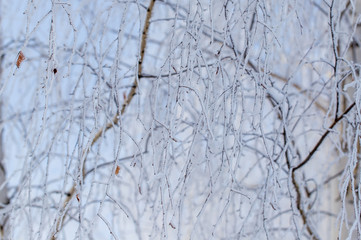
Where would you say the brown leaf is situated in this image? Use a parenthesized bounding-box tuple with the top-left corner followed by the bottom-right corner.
(16, 51, 25, 68)
(115, 165, 120, 175)
(76, 194, 80, 202)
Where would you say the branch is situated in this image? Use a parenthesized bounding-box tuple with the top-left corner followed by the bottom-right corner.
(291, 170, 320, 240)
(282, 108, 319, 239)
(293, 102, 355, 172)
(50, 0, 156, 239)
(201, 26, 328, 113)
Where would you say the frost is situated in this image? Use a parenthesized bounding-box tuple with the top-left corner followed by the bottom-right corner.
(0, 0, 360, 239)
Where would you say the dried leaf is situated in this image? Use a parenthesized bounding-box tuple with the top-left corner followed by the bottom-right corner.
(115, 165, 120, 175)
(76, 194, 80, 202)
(16, 51, 25, 68)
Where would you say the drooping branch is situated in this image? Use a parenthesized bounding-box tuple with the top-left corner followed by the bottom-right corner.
(50, 1, 156, 239)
